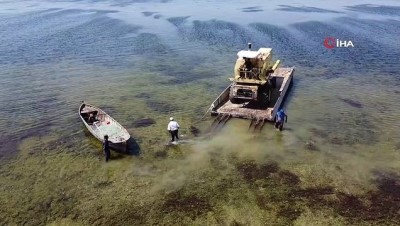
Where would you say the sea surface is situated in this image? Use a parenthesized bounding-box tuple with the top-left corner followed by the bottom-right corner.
(0, 0, 400, 225)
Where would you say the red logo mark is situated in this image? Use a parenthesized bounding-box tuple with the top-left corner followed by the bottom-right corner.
(324, 37, 335, 49)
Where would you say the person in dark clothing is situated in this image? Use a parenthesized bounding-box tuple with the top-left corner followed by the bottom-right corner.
(103, 135, 111, 162)
(243, 57, 253, 78)
(88, 113, 95, 124)
(244, 57, 252, 71)
(275, 109, 288, 131)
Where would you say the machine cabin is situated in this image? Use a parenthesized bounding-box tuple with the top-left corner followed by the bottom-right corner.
(233, 48, 274, 82)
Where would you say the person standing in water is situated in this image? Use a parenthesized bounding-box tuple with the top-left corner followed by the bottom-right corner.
(275, 109, 288, 131)
(103, 135, 111, 162)
(167, 117, 180, 142)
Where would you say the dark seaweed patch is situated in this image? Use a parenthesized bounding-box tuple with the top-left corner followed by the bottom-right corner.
(93, 181, 113, 188)
(132, 33, 168, 55)
(46, 135, 81, 153)
(162, 190, 213, 219)
(20, 122, 54, 141)
(162, 67, 222, 85)
(346, 4, 400, 16)
(131, 118, 156, 128)
(238, 161, 303, 223)
(142, 55, 215, 84)
(291, 186, 335, 204)
(259, 161, 279, 174)
(335, 192, 365, 218)
(110, 0, 172, 6)
(188, 20, 252, 49)
(243, 160, 400, 224)
(334, 18, 400, 48)
(250, 23, 318, 67)
(189, 126, 201, 137)
(373, 171, 400, 200)
(242, 9, 263, 12)
(23, 191, 77, 225)
(277, 207, 301, 221)
(97, 105, 117, 116)
(135, 93, 151, 99)
(0, 11, 141, 66)
(291, 20, 400, 76)
(277, 5, 342, 13)
(332, 174, 400, 222)
(106, 208, 146, 226)
(278, 170, 300, 185)
(241, 7, 263, 13)
(86, 9, 120, 14)
(306, 172, 400, 223)
(230, 220, 245, 226)
(0, 121, 55, 159)
(314, 111, 378, 146)
(290, 21, 360, 70)
(154, 150, 167, 158)
(330, 136, 344, 145)
(167, 16, 190, 27)
(339, 97, 363, 108)
(0, 135, 19, 159)
(338, 112, 378, 144)
(235, 160, 279, 182)
(146, 100, 180, 113)
(142, 11, 157, 17)
(242, 7, 259, 10)
(255, 195, 272, 210)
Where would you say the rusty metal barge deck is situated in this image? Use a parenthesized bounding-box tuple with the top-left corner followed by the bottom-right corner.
(210, 67, 294, 122)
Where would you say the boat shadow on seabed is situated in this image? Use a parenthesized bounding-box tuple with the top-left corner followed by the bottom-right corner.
(110, 137, 141, 156)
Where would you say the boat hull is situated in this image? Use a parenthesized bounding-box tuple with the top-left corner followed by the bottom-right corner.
(79, 103, 130, 150)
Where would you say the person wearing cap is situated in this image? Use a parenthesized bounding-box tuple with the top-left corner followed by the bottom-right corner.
(167, 117, 180, 142)
(275, 109, 288, 131)
(103, 135, 111, 162)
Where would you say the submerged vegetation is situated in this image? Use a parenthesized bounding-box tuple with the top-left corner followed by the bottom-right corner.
(1, 134, 399, 225)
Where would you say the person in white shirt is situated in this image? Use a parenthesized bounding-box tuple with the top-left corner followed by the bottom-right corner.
(167, 117, 180, 142)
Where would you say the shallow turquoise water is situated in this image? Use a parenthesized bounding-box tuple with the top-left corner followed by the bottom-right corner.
(1, 0, 399, 154)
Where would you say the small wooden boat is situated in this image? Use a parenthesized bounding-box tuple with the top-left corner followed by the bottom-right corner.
(79, 102, 130, 148)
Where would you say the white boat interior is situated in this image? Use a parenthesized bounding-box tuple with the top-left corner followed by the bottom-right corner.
(80, 104, 130, 144)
